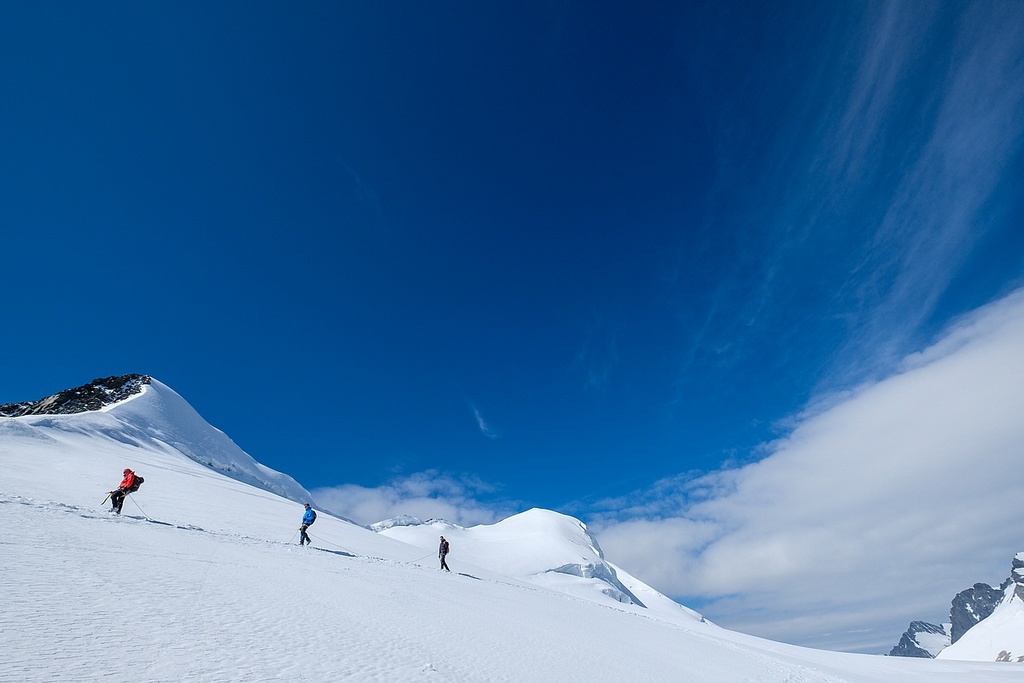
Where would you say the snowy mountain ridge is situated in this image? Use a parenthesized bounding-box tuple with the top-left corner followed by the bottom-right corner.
(936, 553, 1024, 662)
(3, 375, 1023, 680)
(0, 376, 699, 619)
(374, 507, 696, 616)
(890, 553, 1024, 662)
(1, 375, 312, 504)
(889, 620, 951, 658)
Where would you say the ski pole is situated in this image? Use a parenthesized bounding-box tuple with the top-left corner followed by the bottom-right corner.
(127, 493, 151, 520)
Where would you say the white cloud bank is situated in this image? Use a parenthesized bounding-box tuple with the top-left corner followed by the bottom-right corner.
(312, 469, 516, 528)
(592, 287, 1024, 653)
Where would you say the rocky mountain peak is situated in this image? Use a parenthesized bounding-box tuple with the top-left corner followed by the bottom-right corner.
(0, 374, 151, 417)
(1012, 552, 1024, 601)
(888, 621, 949, 658)
(950, 582, 1006, 643)
(891, 552, 1024, 659)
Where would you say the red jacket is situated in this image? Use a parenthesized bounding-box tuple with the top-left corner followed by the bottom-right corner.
(119, 471, 136, 490)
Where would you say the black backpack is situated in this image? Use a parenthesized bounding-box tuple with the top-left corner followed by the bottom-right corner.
(128, 475, 144, 493)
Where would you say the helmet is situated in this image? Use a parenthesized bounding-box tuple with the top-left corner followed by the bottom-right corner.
(304, 503, 311, 508)
(123, 468, 131, 474)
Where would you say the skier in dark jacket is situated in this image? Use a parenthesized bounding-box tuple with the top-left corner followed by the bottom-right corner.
(299, 503, 316, 545)
(439, 535, 451, 572)
(109, 468, 137, 514)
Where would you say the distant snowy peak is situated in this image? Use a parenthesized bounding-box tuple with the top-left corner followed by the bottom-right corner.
(493, 507, 606, 559)
(950, 582, 1006, 642)
(894, 551, 1024, 662)
(369, 516, 469, 533)
(1013, 552, 1024, 598)
(888, 621, 950, 658)
(373, 507, 702, 621)
(369, 515, 429, 532)
(0, 374, 150, 417)
(938, 580, 1024, 662)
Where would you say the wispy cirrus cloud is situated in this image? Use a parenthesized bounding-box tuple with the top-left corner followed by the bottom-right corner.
(471, 402, 502, 439)
(824, 0, 1024, 385)
(452, 382, 503, 439)
(573, 313, 620, 392)
(675, 1, 1024, 398)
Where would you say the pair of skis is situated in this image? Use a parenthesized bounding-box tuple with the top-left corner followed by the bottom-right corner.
(102, 490, 139, 516)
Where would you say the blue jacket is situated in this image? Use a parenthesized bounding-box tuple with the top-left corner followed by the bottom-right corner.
(302, 508, 316, 525)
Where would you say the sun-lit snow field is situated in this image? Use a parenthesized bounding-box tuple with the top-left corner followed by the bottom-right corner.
(1, 381, 1019, 681)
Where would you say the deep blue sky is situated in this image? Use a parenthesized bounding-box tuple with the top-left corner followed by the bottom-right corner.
(3, 1, 1023, 520)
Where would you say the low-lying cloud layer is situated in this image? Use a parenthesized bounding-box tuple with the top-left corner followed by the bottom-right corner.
(312, 470, 515, 528)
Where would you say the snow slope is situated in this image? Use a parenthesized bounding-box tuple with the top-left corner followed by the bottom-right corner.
(1, 379, 1021, 682)
(938, 584, 1024, 663)
(2, 378, 313, 505)
(376, 509, 703, 622)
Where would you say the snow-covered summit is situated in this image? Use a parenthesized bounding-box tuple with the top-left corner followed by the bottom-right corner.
(937, 585, 1024, 662)
(0, 374, 312, 504)
(375, 506, 703, 620)
(892, 551, 1024, 663)
(937, 553, 1024, 662)
(369, 514, 428, 532)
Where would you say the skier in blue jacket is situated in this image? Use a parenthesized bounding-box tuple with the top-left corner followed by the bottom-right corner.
(299, 503, 316, 545)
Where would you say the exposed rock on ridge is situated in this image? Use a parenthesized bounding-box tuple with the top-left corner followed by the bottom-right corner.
(0, 375, 151, 417)
(950, 582, 1006, 643)
(888, 621, 949, 658)
(1012, 552, 1024, 602)
(890, 552, 1023, 658)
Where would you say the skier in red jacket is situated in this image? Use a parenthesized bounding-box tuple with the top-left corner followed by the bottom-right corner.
(110, 468, 136, 514)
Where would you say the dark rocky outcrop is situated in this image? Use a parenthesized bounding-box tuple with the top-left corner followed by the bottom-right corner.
(890, 552, 1024, 657)
(0, 375, 151, 417)
(950, 582, 1006, 643)
(889, 621, 949, 657)
(1012, 552, 1024, 602)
